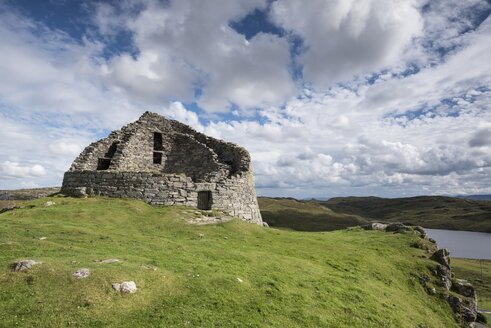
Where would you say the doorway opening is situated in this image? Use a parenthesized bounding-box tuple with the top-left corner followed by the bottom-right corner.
(197, 191, 212, 210)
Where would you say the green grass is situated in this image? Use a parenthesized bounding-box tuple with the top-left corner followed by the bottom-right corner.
(259, 197, 368, 231)
(0, 197, 460, 327)
(452, 258, 491, 322)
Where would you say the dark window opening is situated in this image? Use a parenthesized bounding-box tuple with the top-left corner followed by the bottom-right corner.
(153, 152, 162, 164)
(97, 158, 111, 170)
(154, 132, 163, 150)
(105, 142, 119, 158)
(197, 191, 212, 210)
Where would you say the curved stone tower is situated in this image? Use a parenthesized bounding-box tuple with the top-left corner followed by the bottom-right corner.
(61, 112, 262, 224)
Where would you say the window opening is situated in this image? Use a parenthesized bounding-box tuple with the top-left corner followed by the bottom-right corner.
(154, 132, 163, 150)
(153, 152, 162, 164)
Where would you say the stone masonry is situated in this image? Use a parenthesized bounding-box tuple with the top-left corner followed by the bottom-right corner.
(61, 112, 262, 224)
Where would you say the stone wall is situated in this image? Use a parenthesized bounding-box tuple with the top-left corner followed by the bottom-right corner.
(62, 170, 262, 224)
(63, 111, 263, 224)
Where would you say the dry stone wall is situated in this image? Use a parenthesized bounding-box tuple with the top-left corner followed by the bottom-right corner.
(62, 170, 262, 223)
(61, 112, 262, 224)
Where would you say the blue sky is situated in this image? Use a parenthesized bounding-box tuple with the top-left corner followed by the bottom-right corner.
(1, 0, 491, 198)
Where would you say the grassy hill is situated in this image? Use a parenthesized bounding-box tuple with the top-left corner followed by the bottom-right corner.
(258, 197, 368, 231)
(322, 196, 491, 232)
(0, 197, 461, 327)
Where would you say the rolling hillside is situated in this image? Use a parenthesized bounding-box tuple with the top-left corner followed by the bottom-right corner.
(258, 197, 368, 231)
(0, 196, 461, 327)
(322, 196, 491, 233)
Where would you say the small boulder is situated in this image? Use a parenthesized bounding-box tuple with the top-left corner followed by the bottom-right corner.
(72, 187, 87, 198)
(94, 259, 120, 264)
(43, 201, 55, 207)
(112, 281, 137, 293)
(452, 279, 476, 299)
(237, 277, 243, 283)
(426, 287, 436, 295)
(412, 226, 427, 238)
(446, 294, 478, 323)
(431, 249, 451, 268)
(262, 222, 269, 228)
(385, 222, 410, 233)
(11, 259, 41, 272)
(362, 222, 388, 230)
(73, 268, 90, 279)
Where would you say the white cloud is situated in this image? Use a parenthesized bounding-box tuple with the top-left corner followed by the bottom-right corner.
(1, 161, 46, 178)
(100, 0, 296, 113)
(0, 0, 490, 198)
(270, 0, 425, 88)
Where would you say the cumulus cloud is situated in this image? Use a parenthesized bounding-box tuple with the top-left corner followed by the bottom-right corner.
(1, 162, 46, 178)
(469, 128, 491, 147)
(0, 0, 490, 197)
(270, 0, 425, 88)
(99, 0, 295, 113)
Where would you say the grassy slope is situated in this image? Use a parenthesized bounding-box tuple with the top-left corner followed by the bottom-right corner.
(0, 197, 459, 328)
(322, 196, 491, 233)
(258, 197, 368, 231)
(452, 258, 491, 322)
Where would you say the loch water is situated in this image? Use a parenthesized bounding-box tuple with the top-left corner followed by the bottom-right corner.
(425, 228, 491, 260)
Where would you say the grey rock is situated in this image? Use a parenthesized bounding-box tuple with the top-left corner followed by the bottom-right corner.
(112, 281, 137, 293)
(431, 249, 451, 268)
(94, 259, 120, 264)
(73, 268, 90, 279)
(427, 287, 436, 295)
(446, 294, 478, 323)
(385, 222, 411, 233)
(262, 222, 269, 228)
(11, 259, 41, 272)
(43, 201, 55, 207)
(362, 222, 388, 230)
(452, 279, 477, 299)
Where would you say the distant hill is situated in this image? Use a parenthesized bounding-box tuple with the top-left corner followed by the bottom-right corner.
(258, 197, 368, 231)
(321, 196, 491, 233)
(455, 194, 491, 201)
(0, 187, 60, 200)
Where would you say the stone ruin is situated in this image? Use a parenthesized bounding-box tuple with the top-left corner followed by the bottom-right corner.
(61, 112, 262, 224)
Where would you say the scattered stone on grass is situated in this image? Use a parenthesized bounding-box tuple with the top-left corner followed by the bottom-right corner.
(73, 268, 90, 279)
(262, 222, 269, 228)
(237, 277, 243, 283)
(43, 201, 55, 207)
(94, 259, 120, 264)
(11, 259, 41, 272)
(385, 222, 411, 233)
(426, 287, 436, 295)
(112, 281, 137, 293)
(362, 222, 388, 231)
(39, 237, 47, 240)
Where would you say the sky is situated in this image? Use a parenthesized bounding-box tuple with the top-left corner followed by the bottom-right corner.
(1, 0, 491, 199)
